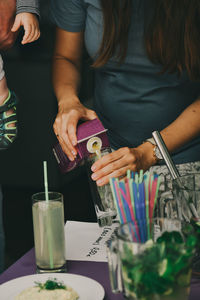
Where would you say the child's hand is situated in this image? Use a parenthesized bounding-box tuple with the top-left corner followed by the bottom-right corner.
(11, 13, 40, 44)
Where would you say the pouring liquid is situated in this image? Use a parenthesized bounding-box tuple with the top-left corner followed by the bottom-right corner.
(92, 141, 102, 160)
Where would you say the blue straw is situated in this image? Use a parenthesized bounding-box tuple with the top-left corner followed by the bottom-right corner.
(139, 218, 148, 243)
(139, 183, 145, 219)
(133, 182, 144, 221)
(132, 181, 146, 242)
(128, 222, 139, 243)
(132, 181, 139, 219)
(139, 182, 147, 241)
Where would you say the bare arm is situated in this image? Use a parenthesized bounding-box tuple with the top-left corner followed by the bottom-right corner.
(91, 98, 200, 186)
(52, 28, 83, 107)
(0, 0, 18, 50)
(52, 27, 97, 160)
(159, 98, 200, 151)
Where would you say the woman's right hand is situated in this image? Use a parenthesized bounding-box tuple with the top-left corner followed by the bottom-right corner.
(53, 99, 97, 161)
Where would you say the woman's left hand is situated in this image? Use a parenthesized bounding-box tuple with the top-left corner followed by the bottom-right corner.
(91, 143, 157, 186)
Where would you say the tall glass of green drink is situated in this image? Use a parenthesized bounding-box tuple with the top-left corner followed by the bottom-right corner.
(32, 192, 66, 273)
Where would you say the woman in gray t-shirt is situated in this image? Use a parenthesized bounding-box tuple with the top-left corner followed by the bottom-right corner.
(51, 0, 200, 187)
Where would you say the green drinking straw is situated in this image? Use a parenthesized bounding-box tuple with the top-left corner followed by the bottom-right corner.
(139, 169, 143, 183)
(135, 172, 139, 185)
(116, 178, 128, 222)
(44, 161, 49, 202)
(109, 178, 122, 222)
(144, 172, 151, 239)
(128, 178, 136, 219)
(43, 161, 54, 269)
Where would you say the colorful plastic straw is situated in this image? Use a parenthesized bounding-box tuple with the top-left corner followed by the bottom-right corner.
(119, 181, 132, 222)
(110, 169, 161, 243)
(114, 180, 127, 223)
(109, 178, 123, 223)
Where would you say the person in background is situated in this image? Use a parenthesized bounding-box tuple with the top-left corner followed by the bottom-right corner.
(0, 0, 40, 273)
(50, 1, 200, 187)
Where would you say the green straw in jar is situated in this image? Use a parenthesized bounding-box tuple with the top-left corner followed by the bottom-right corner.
(43, 161, 54, 269)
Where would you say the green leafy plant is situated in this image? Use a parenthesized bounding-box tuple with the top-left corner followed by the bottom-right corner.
(121, 227, 197, 300)
(35, 278, 67, 291)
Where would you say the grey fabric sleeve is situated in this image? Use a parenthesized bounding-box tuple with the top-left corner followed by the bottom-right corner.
(16, 0, 40, 16)
(50, 0, 86, 32)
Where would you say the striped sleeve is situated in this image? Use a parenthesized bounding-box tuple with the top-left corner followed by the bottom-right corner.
(16, 0, 40, 16)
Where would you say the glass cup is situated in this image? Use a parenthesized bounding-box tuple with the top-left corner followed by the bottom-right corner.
(155, 174, 182, 220)
(172, 173, 200, 222)
(155, 173, 200, 275)
(85, 147, 117, 227)
(32, 192, 66, 273)
(107, 218, 196, 300)
(172, 173, 200, 274)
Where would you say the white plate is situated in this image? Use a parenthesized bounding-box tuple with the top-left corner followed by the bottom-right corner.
(0, 273, 105, 300)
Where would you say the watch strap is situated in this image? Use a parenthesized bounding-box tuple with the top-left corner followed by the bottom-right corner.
(146, 137, 156, 146)
(145, 138, 163, 161)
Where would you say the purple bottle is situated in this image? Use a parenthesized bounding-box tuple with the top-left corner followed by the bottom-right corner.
(53, 118, 110, 173)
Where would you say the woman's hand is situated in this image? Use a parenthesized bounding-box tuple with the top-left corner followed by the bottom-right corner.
(53, 99, 97, 161)
(90, 142, 157, 186)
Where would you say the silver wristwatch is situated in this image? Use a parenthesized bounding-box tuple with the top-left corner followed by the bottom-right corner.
(146, 138, 163, 161)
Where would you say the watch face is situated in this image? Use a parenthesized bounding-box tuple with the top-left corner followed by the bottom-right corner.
(155, 147, 163, 160)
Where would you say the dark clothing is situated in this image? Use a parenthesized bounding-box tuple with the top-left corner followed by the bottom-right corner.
(51, 0, 200, 164)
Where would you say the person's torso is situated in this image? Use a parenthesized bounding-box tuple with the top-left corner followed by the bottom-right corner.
(85, 0, 200, 163)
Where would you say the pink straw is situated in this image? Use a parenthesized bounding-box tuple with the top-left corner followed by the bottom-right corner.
(149, 177, 158, 219)
(114, 180, 126, 223)
(125, 180, 136, 221)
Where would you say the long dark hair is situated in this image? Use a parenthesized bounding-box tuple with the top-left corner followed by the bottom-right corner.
(92, 0, 132, 67)
(93, 0, 200, 81)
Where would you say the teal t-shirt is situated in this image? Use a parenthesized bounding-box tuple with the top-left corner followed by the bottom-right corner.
(50, 0, 200, 164)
